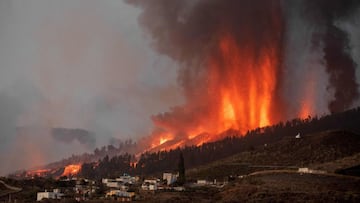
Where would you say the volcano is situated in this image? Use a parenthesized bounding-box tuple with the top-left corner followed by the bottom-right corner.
(129, 0, 360, 151)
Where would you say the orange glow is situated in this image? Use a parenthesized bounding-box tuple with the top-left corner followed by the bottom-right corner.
(160, 137, 168, 145)
(211, 33, 278, 133)
(62, 164, 81, 177)
(150, 132, 174, 149)
(298, 69, 316, 119)
(145, 10, 286, 152)
(26, 168, 51, 177)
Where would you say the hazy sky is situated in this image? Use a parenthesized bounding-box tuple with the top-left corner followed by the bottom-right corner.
(1, 0, 360, 176)
(0, 0, 182, 174)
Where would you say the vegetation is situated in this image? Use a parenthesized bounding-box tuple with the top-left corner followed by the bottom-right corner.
(79, 107, 360, 179)
(177, 152, 185, 185)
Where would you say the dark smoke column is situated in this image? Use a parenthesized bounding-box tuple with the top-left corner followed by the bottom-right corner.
(306, 0, 360, 113)
(324, 24, 358, 113)
(126, 0, 286, 139)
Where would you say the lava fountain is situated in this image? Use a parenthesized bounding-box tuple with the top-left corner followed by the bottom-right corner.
(129, 0, 360, 152)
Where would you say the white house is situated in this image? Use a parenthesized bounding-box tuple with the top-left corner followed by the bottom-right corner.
(298, 167, 326, 174)
(197, 180, 212, 185)
(115, 174, 136, 184)
(141, 179, 158, 191)
(37, 189, 63, 201)
(163, 173, 178, 185)
(106, 189, 135, 198)
(102, 174, 137, 189)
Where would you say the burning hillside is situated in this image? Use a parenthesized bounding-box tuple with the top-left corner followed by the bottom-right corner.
(129, 0, 360, 151)
(61, 164, 81, 177)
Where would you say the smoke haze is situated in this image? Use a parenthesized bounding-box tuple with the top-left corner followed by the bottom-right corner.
(0, 0, 182, 175)
(1, 0, 360, 175)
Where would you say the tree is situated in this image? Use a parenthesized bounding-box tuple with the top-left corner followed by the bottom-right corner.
(177, 152, 185, 185)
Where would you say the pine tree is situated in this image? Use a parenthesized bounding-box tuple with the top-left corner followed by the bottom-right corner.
(177, 151, 185, 185)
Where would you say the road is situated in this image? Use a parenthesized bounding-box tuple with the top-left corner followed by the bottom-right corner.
(0, 180, 22, 197)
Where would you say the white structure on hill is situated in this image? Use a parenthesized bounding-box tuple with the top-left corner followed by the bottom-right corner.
(102, 174, 137, 189)
(141, 179, 158, 191)
(163, 173, 178, 185)
(37, 189, 63, 201)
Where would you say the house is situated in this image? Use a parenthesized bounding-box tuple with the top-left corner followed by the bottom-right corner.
(106, 189, 135, 198)
(102, 174, 138, 189)
(298, 167, 310, 173)
(298, 167, 326, 174)
(163, 173, 178, 185)
(115, 174, 137, 184)
(141, 179, 158, 191)
(37, 189, 63, 201)
(197, 180, 211, 185)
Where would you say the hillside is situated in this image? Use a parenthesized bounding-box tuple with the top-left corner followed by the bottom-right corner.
(187, 130, 360, 179)
(144, 130, 360, 202)
(0, 180, 21, 198)
(10, 107, 360, 180)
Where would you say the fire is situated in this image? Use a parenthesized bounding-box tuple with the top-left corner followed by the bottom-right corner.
(159, 137, 168, 145)
(146, 33, 282, 151)
(209, 33, 278, 133)
(26, 168, 51, 177)
(132, 1, 320, 153)
(61, 164, 81, 177)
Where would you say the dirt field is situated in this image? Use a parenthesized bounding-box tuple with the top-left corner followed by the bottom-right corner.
(139, 172, 360, 203)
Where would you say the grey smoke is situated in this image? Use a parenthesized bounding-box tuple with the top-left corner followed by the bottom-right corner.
(0, 0, 182, 175)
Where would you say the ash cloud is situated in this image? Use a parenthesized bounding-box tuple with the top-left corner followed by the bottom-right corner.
(129, 0, 360, 147)
(129, 0, 286, 138)
(303, 0, 360, 113)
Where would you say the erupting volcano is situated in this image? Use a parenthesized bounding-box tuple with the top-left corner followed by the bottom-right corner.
(129, 0, 360, 152)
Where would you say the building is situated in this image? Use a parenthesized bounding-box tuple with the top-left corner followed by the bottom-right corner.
(115, 174, 137, 184)
(102, 174, 138, 189)
(196, 180, 212, 185)
(37, 189, 63, 201)
(163, 173, 178, 185)
(141, 179, 158, 191)
(106, 189, 135, 198)
(298, 167, 326, 174)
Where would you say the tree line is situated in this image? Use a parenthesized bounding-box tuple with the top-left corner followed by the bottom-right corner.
(79, 107, 360, 179)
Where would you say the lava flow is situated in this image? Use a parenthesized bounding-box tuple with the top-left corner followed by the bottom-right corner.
(61, 164, 81, 177)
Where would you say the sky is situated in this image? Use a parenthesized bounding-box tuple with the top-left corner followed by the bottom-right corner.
(1, 0, 360, 176)
(0, 0, 182, 175)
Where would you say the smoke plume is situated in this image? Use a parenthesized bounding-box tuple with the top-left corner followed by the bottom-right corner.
(128, 0, 360, 150)
(304, 0, 360, 113)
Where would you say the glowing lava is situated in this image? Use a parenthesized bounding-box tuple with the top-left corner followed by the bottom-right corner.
(61, 164, 81, 177)
(146, 33, 282, 152)
(26, 169, 51, 177)
(209, 33, 279, 133)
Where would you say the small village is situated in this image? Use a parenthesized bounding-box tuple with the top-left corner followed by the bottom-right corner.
(34, 172, 227, 202)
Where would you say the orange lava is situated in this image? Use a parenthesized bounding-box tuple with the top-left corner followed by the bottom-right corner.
(210, 34, 278, 133)
(61, 164, 81, 177)
(26, 168, 51, 177)
(145, 7, 289, 151)
(146, 33, 282, 152)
